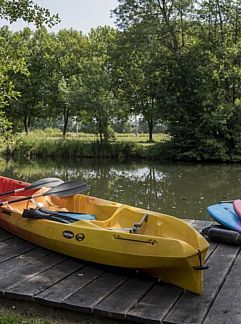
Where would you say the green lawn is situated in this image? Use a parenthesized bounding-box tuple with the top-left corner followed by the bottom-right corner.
(0, 310, 51, 324)
(7, 130, 171, 159)
(114, 133, 169, 143)
(25, 130, 170, 144)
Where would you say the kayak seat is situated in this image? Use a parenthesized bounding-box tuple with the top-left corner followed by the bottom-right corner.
(91, 206, 147, 232)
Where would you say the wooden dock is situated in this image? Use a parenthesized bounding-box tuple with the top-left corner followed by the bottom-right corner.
(0, 219, 239, 324)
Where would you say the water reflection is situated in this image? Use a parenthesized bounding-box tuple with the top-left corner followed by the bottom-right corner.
(1, 158, 241, 220)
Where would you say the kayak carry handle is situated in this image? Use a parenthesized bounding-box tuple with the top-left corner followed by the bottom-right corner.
(193, 249, 209, 271)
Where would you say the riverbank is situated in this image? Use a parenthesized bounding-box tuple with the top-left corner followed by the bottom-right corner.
(5, 131, 171, 160)
(4, 130, 241, 162)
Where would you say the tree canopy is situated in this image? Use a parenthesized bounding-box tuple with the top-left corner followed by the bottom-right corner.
(2, 0, 241, 161)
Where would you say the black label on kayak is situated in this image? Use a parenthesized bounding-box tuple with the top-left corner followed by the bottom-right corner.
(62, 231, 74, 239)
(76, 233, 85, 241)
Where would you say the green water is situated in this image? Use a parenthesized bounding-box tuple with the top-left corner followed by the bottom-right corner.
(1, 158, 241, 220)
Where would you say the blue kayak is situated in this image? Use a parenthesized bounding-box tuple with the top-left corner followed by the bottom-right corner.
(207, 203, 241, 233)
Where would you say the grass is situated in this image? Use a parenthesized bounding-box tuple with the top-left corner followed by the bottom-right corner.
(0, 309, 51, 324)
(5, 130, 171, 160)
(23, 129, 169, 144)
(115, 133, 168, 143)
(0, 298, 126, 324)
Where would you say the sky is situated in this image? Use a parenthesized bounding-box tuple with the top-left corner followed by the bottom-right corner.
(0, 0, 119, 34)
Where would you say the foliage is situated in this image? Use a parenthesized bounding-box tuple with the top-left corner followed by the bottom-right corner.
(0, 26, 28, 109)
(112, 24, 166, 141)
(113, 0, 241, 160)
(49, 29, 87, 138)
(6, 130, 169, 160)
(0, 0, 59, 106)
(2, 0, 241, 160)
(0, 0, 60, 149)
(70, 26, 119, 142)
(7, 27, 55, 133)
(0, 0, 60, 27)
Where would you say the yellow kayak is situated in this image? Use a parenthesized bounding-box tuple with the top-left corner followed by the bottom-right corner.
(0, 176, 209, 294)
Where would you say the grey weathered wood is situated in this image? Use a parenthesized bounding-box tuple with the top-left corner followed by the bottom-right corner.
(203, 249, 241, 324)
(36, 266, 103, 307)
(0, 222, 239, 324)
(0, 237, 35, 263)
(126, 241, 217, 324)
(184, 219, 195, 225)
(191, 220, 214, 233)
(0, 228, 13, 241)
(5, 258, 82, 300)
(0, 253, 65, 293)
(207, 241, 218, 255)
(164, 244, 240, 324)
(127, 281, 182, 323)
(63, 271, 127, 313)
(0, 247, 49, 278)
(0, 237, 32, 251)
(95, 276, 155, 319)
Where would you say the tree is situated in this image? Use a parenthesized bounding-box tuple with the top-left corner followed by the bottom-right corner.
(70, 26, 119, 142)
(113, 27, 169, 141)
(7, 27, 56, 133)
(113, 1, 175, 141)
(0, 0, 60, 27)
(0, 0, 59, 108)
(47, 29, 87, 138)
(0, 0, 59, 141)
(113, 0, 241, 160)
(0, 26, 28, 108)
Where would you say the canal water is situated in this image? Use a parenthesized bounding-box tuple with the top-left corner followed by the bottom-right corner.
(1, 158, 241, 220)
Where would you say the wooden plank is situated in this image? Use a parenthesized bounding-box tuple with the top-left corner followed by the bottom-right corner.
(35, 266, 104, 307)
(127, 282, 182, 323)
(0, 219, 230, 324)
(203, 249, 241, 324)
(4, 258, 83, 300)
(184, 219, 195, 225)
(63, 271, 127, 313)
(0, 237, 35, 263)
(0, 228, 13, 241)
(164, 244, 240, 324)
(0, 253, 65, 293)
(191, 220, 214, 233)
(126, 241, 217, 324)
(94, 275, 155, 319)
(206, 241, 218, 258)
(0, 237, 31, 251)
(0, 247, 49, 279)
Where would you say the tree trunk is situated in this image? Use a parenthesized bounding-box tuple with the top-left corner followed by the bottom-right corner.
(147, 118, 153, 142)
(99, 122, 103, 142)
(157, 0, 179, 52)
(216, 0, 225, 43)
(23, 113, 31, 135)
(97, 106, 104, 142)
(62, 107, 69, 140)
(180, 8, 185, 47)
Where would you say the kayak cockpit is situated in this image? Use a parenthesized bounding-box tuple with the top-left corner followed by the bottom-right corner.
(0, 190, 203, 251)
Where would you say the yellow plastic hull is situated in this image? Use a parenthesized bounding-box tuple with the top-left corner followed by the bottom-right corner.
(0, 192, 209, 294)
